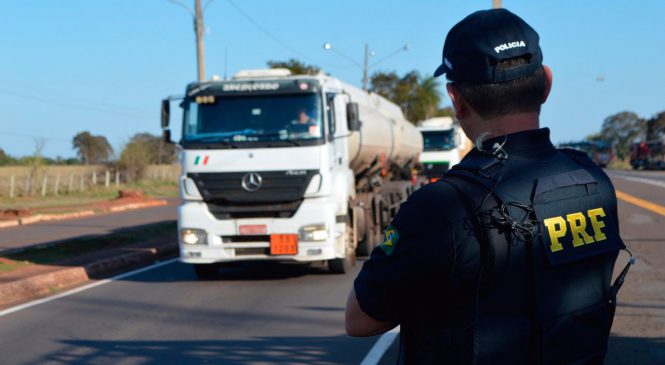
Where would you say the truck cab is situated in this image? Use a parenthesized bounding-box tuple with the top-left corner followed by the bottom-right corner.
(161, 69, 422, 278)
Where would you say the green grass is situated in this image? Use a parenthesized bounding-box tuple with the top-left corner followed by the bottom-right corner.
(607, 158, 632, 171)
(0, 180, 178, 211)
(0, 260, 30, 274)
(3, 221, 177, 266)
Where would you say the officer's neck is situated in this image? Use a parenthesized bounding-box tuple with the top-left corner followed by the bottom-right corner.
(468, 112, 541, 140)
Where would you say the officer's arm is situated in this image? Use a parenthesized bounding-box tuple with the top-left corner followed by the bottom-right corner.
(345, 287, 397, 337)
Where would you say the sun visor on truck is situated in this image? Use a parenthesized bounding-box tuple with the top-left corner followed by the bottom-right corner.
(186, 79, 320, 97)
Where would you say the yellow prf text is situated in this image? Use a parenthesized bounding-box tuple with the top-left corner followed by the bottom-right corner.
(543, 208, 607, 253)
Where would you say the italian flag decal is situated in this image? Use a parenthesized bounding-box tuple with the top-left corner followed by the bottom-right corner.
(194, 156, 209, 165)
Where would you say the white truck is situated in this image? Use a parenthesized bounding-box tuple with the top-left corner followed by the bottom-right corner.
(417, 117, 468, 180)
(161, 69, 423, 278)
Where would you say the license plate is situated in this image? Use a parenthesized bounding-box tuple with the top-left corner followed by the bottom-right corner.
(270, 234, 298, 255)
(239, 224, 267, 235)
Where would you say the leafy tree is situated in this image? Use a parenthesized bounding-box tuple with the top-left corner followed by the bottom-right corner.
(434, 106, 455, 118)
(267, 59, 321, 75)
(118, 139, 152, 183)
(128, 133, 177, 164)
(0, 147, 13, 166)
(118, 132, 176, 182)
(72, 131, 113, 164)
(599, 111, 646, 160)
(369, 71, 443, 123)
(646, 111, 665, 141)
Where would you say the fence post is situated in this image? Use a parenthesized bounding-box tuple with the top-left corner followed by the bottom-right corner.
(80, 174, 85, 191)
(92, 169, 97, 186)
(24, 174, 30, 196)
(9, 175, 15, 198)
(115, 170, 120, 187)
(105, 170, 110, 188)
(68, 174, 74, 192)
(54, 174, 61, 196)
(41, 175, 48, 197)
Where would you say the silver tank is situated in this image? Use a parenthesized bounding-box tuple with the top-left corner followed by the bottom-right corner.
(342, 82, 423, 176)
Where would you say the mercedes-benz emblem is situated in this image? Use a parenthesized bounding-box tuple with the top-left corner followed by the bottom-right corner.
(241, 172, 262, 192)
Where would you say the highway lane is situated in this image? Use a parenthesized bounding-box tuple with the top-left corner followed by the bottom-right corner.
(0, 260, 375, 365)
(591, 171, 665, 364)
(0, 169, 662, 365)
(0, 202, 177, 253)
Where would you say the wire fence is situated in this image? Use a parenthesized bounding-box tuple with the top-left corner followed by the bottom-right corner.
(0, 165, 180, 198)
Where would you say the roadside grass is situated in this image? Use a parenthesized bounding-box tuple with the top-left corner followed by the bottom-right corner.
(607, 158, 632, 171)
(0, 222, 177, 273)
(0, 258, 30, 274)
(0, 180, 178, 211)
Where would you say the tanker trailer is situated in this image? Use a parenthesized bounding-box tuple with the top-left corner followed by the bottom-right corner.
(160, 69, 423, 278)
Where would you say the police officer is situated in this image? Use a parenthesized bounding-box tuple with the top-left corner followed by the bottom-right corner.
(346, 8, 630, 365)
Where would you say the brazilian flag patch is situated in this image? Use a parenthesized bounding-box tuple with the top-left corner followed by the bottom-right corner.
(379, 225, 399, 255)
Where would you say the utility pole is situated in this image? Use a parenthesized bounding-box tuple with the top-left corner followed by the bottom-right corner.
(492, 0, 502, 8)
(194, 0, 206, 82)
(362, 44, 369, 91)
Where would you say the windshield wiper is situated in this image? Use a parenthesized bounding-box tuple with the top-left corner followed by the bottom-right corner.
(269, 139, 302, 147)
(184, 137, 239, 149)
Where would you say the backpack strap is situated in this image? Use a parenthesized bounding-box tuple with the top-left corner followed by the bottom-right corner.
(442, 171, 513, 292)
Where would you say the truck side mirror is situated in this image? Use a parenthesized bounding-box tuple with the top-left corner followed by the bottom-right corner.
(162, 129, 173, 144)
(347, 102, 361, 131)
(161, 99, 170, 129)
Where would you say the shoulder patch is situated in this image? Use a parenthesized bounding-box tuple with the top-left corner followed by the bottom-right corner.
(379, 225, 399, 255)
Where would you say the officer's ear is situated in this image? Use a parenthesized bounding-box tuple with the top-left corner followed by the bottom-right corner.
(446, 83, 467, 120)
(542, 65, 553, 104)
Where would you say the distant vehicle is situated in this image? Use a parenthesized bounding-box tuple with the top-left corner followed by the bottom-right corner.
(160, 68, 424, 277)
(559, 141, 614, 167)
(417, 117, 468, 180)
(630, 140, 665, 170)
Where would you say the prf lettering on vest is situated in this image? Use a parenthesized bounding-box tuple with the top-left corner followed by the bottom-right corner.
(543, 208, 607, 253)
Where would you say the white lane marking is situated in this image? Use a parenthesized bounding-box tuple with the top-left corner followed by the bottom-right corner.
(360, 326, 400, 365)
(0, 258, 179, 318)
(608, 173, 665, 189)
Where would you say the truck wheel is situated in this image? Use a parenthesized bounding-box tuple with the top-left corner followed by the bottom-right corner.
(330, 225, 355, 274)
(356, 239, 373, 257)
(192, 263, 220, 280)
(328, 257, 350, 274)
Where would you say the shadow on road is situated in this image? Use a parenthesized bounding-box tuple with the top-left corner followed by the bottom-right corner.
(121, 260, 344, 283)
(607, 336, 665, 364)
(29, 336, 374, 365)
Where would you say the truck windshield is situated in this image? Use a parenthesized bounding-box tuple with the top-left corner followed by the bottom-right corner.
(182, 93, 323, 147)
(422, 130, 455, 151)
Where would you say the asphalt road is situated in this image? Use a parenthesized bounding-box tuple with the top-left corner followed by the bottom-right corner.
(0, 169, 662, 364)
(0, 261, 375, 365)
(0, 202, 177, 253)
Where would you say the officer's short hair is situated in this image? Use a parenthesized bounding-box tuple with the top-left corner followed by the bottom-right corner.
(450, 57, 548, 120)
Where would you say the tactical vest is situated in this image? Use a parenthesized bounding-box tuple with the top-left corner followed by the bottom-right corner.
(404, 147, 631, 365)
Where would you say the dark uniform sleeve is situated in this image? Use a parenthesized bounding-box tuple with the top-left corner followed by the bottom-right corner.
(353, 182, 460, 322)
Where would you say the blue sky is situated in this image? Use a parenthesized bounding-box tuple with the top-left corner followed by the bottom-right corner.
(1, 0, 664, 158)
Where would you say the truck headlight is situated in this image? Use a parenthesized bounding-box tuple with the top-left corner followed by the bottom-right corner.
(181, 229, 207, 245)
(299, 224, 328, 241)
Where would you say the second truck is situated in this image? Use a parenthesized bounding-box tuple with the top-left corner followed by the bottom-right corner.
(161, 69, 423, 278)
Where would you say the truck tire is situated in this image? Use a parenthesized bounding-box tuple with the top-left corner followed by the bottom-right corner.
(328, 257, 350, 274)
(356, 207, 379, 256)
(329, 224, 355, 274)
(192, 263, 220, 280)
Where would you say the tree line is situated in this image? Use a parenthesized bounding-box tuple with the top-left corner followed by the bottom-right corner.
(267, 59, 453, 122)
(0, 132, 177, 181)
(586, 111, 665, 160)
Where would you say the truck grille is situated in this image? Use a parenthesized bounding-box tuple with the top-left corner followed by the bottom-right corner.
(188, 170, 318, 219)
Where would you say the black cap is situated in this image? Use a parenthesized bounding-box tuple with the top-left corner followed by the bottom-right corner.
(433, 9, 543, 83)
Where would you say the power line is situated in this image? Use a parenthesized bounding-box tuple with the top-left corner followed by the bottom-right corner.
(225, 0, 316, 63)
(0, 130, 70, 142)
(0, 78, 153, 115)
(0, 89, 153, 120)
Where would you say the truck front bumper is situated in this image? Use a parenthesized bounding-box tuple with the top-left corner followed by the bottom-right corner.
(178, 197, 343, 264)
